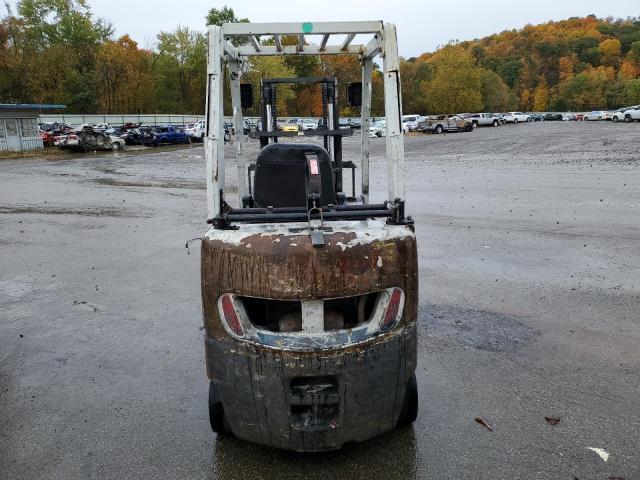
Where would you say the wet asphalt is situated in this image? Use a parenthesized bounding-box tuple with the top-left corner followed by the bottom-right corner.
(1, 122, 639, 479)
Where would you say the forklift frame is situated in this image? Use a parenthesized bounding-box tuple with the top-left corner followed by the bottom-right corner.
(205, 21, 405, 225)
(201, 22, 418, 452)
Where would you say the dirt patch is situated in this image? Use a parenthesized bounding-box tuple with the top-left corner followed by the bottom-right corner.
(93, 177, 206, 190)
(419, 303, 538, 352)
(0, 205, 147, 218)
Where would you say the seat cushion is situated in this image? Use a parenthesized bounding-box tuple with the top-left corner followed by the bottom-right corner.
(253, 143, 336, 208)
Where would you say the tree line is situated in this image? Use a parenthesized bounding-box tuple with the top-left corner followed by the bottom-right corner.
(1, 2, 639, 116)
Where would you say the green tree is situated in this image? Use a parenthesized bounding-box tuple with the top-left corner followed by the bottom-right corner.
(206, 6, 248, 47)
(558, 68, 608, 110)
(480, 69, 516, 111)
(206, 6, 248, 26)
(422, 43, 482, 114)
(155, 27, 207, 113)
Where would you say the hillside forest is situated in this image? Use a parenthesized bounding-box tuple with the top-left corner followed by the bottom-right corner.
(2, 1, 640, 116)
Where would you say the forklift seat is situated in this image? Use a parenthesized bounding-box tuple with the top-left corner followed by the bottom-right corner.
(253, 143, 336, 208)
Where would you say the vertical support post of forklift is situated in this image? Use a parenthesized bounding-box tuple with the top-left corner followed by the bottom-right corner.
(260, 81, 269, 149)
(361, 57, 373, 203)
(228, 59, 247, 200)
(331, 78, 343, 193)
(382, 23, 405, 203)
(205, 26, 225, 221)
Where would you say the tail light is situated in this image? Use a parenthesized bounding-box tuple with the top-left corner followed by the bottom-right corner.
(379, 288, 403, 332)
(219, 294, 244, 337)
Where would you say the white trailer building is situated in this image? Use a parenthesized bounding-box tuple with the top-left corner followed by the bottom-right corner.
(0, 104, 65, 152)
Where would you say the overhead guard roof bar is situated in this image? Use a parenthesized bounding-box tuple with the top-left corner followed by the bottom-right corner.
(205, 21, 404, 225)
(220, 21, 383, 36)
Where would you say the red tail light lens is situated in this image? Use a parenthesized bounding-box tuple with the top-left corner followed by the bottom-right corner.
(380, 288, 403, 332)
(220, 294, 244, 337)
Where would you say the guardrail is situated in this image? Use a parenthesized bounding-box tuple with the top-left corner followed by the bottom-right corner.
(39, 114, 207, 126)
(38, 115, 367, 127)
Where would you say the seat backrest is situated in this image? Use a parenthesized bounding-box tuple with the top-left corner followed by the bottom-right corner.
(253, 143, 336, 208)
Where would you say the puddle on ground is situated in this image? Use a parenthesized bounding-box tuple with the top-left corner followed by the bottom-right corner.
(0, 280, 32, 303)
(419, 303, 538, 352)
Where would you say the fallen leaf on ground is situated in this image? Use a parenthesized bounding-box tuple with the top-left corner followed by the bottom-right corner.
(545, 416, 561, 425)
(587, 447, 609, 462)
(475, 417, 492, 432)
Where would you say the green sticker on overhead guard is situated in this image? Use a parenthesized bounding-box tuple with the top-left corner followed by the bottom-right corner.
(302, 22, 313, 33)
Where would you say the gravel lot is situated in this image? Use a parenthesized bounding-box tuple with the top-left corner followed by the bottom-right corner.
(1, 121, 639, 479)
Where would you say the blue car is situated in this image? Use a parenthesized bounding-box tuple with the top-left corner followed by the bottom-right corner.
(146, 126, 191, 146)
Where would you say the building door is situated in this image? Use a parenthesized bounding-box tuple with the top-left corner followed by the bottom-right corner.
(4, 119, 22, 151)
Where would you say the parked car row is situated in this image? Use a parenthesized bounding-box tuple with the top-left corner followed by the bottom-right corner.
(39, 120, 241, 152)
(53, 124, 126, 152)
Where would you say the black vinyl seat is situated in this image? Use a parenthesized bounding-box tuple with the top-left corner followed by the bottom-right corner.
(253, 143, 336, 208)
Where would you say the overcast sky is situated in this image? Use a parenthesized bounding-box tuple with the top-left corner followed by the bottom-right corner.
(4, 0, 640, 56)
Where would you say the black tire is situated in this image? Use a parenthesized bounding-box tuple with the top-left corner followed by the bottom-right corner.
(224, 132, 231, 142)
(376, 131, 382, 137)
(397, 374, 418, 428)
(613, 116, 619, 123)
(472, 121, 478, 128)
(110, 142, 121, 151)
(209, 382, 232, 435)
(493, 120, 499, 127)
(625, 114, 632, 123)
(514, 118, 519, 124)
(435, 124, 443, 134)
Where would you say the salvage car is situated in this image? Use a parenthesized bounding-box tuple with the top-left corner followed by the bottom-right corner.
(369, 119, 386, 137)
(279, 122, 299, 132)
(146, 125, 191, 146)
(583, 110, 609, 121)
(622, 106, 640, 122)
(120, 126, 154, 145)
(469, 113, 501, 127)
(403, 116, 426, 132)
(299, 118, 317, 131)
(57, 124, 125, 152)
(543, 113, 563, 121)
(417, 114, 473, 134)
(503, 112, 532, 123)
(611, 106, 640, 122)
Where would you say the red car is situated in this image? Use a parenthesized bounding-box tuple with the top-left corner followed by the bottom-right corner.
(40, 126, 73, 147)
(40, 131, 55, 147)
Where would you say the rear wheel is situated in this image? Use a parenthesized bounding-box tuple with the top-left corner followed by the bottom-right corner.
(613, 116, 619, 123)
(397, 374, 418, 427)
(110, 142, 121, 151)
(514, 118, 519, 124)
(435, 124, 443, 134)
(625, 114, 632, 123)
(493, 120, 499, 127)
(209, 382, 232, 435)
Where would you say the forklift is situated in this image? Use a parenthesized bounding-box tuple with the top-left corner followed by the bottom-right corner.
(201, 21, 418, 452)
